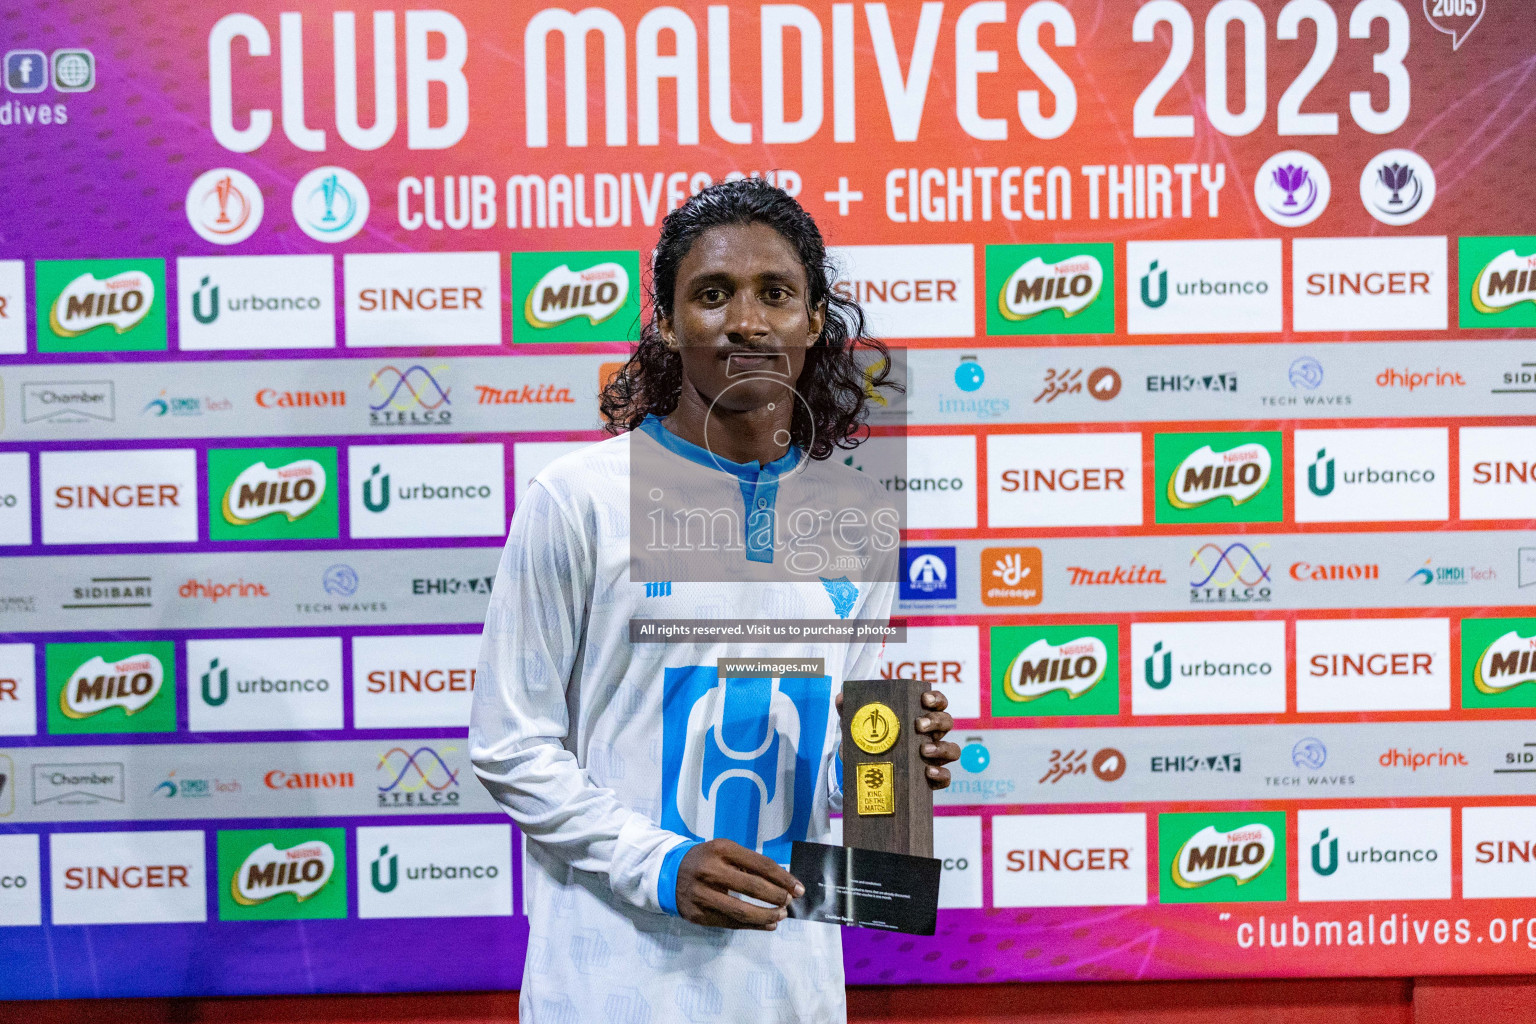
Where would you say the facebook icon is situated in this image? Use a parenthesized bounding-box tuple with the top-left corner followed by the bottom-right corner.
(5, 50, 47, 93)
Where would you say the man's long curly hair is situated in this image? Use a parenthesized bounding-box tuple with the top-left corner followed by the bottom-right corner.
(599, 177, 900, 461)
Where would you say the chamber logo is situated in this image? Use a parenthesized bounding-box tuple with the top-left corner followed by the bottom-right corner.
(524, 261, 629, 327)
(185, 168, 263, 246)
(49, 271, 154, 337)
(1172, 823, 1276, 888)
(1474, 630, 1536, 695)
(1002, 636, 1108, 703)
(222, 458, 326, 525)
(59, 653, 164, 719)
(998, 254, 1104, 321)
(1168, 443, 1273, 509)
(231, 840, 336, 905)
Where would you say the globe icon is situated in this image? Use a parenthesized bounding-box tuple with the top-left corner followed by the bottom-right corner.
(54, 52, 92, 89)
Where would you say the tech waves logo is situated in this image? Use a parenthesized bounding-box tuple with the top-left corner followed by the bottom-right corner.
(1001, 637, 1108, 702)
(59, 654, 164, 719)
(49, 271, 154, 337)
(222, 459, 326, 525)
(1172, 823, 1276, 888)
(1189, 542, 1272, 604)
(231, 840, 336, 905)
(1167, 443, 1272, 509)
(1156, 432, 1282, 524)
(376, 746, 461, 808)
(524, 261, 629, 327)
(368, 364, 451, 426)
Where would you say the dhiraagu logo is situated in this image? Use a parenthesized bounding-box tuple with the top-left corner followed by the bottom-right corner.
(512, 250, 640, 343)
(218, 827, 347, 920)
(985, 243, 1114, 336)
(1155, 432, 1282, 524)
(45, 641, 177, 735)
(1459, 237, 1536, 328)
(1462, 618, 1536, 710)
(35, 259, 168, 353)
(207, 447, 339, 541)
(1158, 811, 1286, 904)
(990, 624, 1119, 717)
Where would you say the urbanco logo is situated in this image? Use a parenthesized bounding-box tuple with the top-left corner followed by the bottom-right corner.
(356, 824, 513, 919)
(1294, 428, 1449, 523)
(218, 828, 347, 921)
(1159, 811, 1287, 904)
(1298, 808, 1451, 902)
(511, 250, 641, 343)
(1461, 618, 1536, 710)
(1155, 432, 1282, 524)
(176, 254, 335, 350)
(35, 259, 167, 353)
(208, 447, 339, 541)
(1292, 236, 1448, 332)
(1459, 237, 1536, 329)
(985, 243, 1114, 336)
(186, 637, 344, 732)
(1126, 239, 1282, 335)
(45, 641, 176, 735)
(1130, 620, 1285, 715)
(348, 443, 506, 539)
(0, 833, 39, 926)
(831, 243, 975, 339)
(185, 168, 263, 245)
(1295, 617, 1450, 713)
(990, 625, 1119, 718)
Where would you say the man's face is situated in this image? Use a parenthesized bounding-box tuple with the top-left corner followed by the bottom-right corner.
(661, 221, 826, 416)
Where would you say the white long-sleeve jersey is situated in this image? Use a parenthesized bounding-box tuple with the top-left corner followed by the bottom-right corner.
(470, 416, 896, 1024)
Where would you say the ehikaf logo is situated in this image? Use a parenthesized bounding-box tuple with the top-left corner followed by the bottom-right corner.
(511, 250, 640, 343)
(217, 828, 346, 921)
(35, 259, 167, 353)
(1158, 811, 1286, 904)
(1462, 618, 1536, 710)
(985, 243, 1114, 336)
(45, 641, 176, 735)
(1155, 432, 1282, 524)
(990, 625, 1119, 718)
(207, 447, 339, 541)
(1459, 237, 1536, 329)
(900, 546, 956, 602)
(661, 668, 830, 862)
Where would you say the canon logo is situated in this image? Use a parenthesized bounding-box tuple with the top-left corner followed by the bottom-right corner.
(1290, 562, 1380, 581)
(999, 467, 1126, 492)
(832, 279, 958, 304)
(257, 388, 346, 408)
(1308, 652, 1434, 677)
(1003, 848, 1131, 872)
(1304, 271, 1431, 296)
(53, 484, 179, 509)
(265, 770, 354, 790)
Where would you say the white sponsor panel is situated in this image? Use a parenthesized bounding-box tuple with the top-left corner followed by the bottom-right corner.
(872, 625, 981, 719)
(829, 244, 975, 339)
(1126, 239, 1282, 335)
(1294, 428, 1450, 523)
(0, 834, 41, 926)
(858, 434, 975, 529)
(1295, 618, 1451, 712)
(0, 644, 36, 736)
(344, 251, 501, 347)
(1458, 426, 1536, 521)
(176, 255, 335, 351)
(1462, 806, 1536, 899)
(935, 815, 983, 910)
(513, 441, 590, 506)
(50, 830, 207, 924)
(1298, 807, 1451, 902)
(1130, 620, 1285, 715)
(987, 432, 1142, 528)
(186, 637, 344, 732)
(0, 260, 24, 354)
(0, 451, 31, 546)
(352, 633, 481, 729)
(356, 823, 513, 919)
(40, 448, 198, 544)
(1292, 236, 1449, 332)
(992, 812, 1148, 908)
(348, 443, 506, 539)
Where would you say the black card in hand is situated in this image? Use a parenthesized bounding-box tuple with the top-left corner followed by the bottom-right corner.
(786, 840, 941, 936)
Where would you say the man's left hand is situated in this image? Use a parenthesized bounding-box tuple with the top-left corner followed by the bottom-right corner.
(836, 690, 960, 790)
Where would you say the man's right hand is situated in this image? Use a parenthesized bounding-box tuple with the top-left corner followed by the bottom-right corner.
(674, 838, 804, 930)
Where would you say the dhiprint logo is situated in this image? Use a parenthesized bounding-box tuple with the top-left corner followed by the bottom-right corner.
(49, 830, 206, 926)
(344, 252, 501, 348)
(992, 813, 1148, 909)
(348, 443, 505, 539)
(1292, 236, 1448, 332)
(985, 243, 1113, 336)
(1462, 619, 1536, 710)
(988, 432, 1142, 528)
(291, 167, 368, 243)
(1126, 240, 1282, 335)
(980, 546, 1043, 607)
(352, 633, 482, 729)
(1295, 617, 1450, 713)
(368, 364, 452, 427)
(1458, 427, 1536, 520)
(1155, 433, 1282, 524)
(900, 546, 956, 602)
(177, 255, 334, 351)
(218, 828, 346, 920)
(356, 824, 513, 919)
(35, 259, 168, 353)
(377, 745, 462, 809)
(187, 638, 344, 732)
(1158, 812, 1286, 904)
(511, 250, 641, 343)
(831, 243, 975, 339)
(40, 448, 199, 545)
(1298, 808, 1451, 902)
(1360, 149, 1436, 227)
(46, 641, 176, 735)
(1130, 620, 1285, 715)
(1459, 237, 1536, 328)
(661, 668, 831, 862)
(185, 168, 263, 245)
(1294, 428, 1449, 523)
(990, 625, 1119, 718)
(1254, 151, 1330, 227)
(208, 447, 339, 541)
(1189, 541, 1272, 604)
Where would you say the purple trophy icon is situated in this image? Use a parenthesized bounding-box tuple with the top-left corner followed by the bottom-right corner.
(1377, 163, 1414, 206)
(1273, 164, 1311, 208)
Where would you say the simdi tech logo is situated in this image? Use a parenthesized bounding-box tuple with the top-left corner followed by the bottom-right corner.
(1158, 811, 1287, 904)
(990, 624, 1119, 717)
(511, 250, 640, 343)
(207, 447, 339, 541)
(45, 641, 176, 735)
(984, 243, 1114, 336)
(34, 259, 167, 353)
(1459, 236, 1536, 329)
(1154, 432, 1282, 524)
(1462, 618, 1536, 710)
(217, 828, 346, 921)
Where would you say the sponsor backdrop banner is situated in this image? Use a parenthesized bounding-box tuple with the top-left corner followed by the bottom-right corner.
(0, 0, 1533, 999)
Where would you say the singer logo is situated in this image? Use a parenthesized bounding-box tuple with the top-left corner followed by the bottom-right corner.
(218, 829, 347, 921)
(1159, 812, 1287, 903)
(660, 669, 830, 862)
(991, 625, 1120, 718)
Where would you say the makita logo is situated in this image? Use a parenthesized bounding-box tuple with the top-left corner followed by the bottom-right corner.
(1067, 565, 1165, 586)
(231, 841, 336, 905)
(1001, 637, 1107, 702)
(222, 459, 326, 525)
(1172, 824, 1276, 888)
(999, 255, 1103, 321)
(1474, 631, 1536, 694)
(1168, 443, 1272, 509)
(473, 384, 574, 405)
(50, 271, 154, 336)
(61, 654, 165, 719)
(524, 262, 628, 327)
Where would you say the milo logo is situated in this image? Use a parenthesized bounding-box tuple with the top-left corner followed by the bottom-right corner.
(524, 261, 629, 328)
(999, 254, 1103, 321)
(222, 459, 327, 525)
(1474, 630, 1536, 695)
(232, 840, 337, 905)
(1172, 822, 1276, 889)
(60, 653, 165, 719)
(49, 271, 155, 337)
(1002, 636, 1107, 702)
(1471, 248, 1536, 315)
(1167, 443, 1272, 510)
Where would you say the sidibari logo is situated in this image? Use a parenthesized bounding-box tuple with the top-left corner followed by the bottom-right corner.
(231, 840, 335, 905)
(999, 255, 1103, 321)
(60, 654, 164, 719)
(49, 271, 154, 337)
(1471, 249, 1536, 315)
(1475, 630, 1536, 695)
(1167, 443, 1272, 509)
(1002, 636, 1107, 702)
(524, 261, 629, 328)
(222, 459, 326, 525)
(1172, 823, 1276, 888)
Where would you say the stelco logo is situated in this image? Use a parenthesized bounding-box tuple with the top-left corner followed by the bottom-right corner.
(1172, 823, 1276, 889)
(1474, 630, 1536, 694)
(1168, 443, 1272, 509)
(1001, 636, 1107, 702)
(999, 254, 1103, 321)
(222, 459, 327, 525)
(49, 271, 155, 337)
(524, 261, 628, 327)
(60, 654, 165, 719)
(231, 840, 336, 905)
(1471, 248, 1536, 315)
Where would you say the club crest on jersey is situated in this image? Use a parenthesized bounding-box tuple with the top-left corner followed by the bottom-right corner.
(819, 576, 858, 619)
